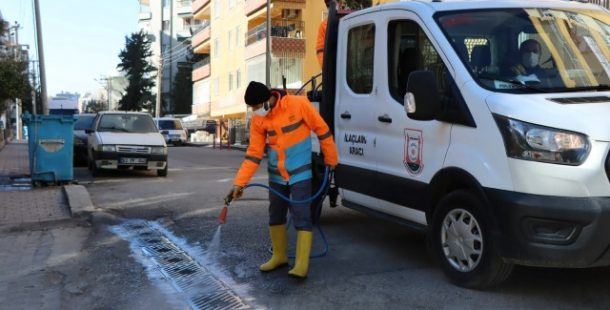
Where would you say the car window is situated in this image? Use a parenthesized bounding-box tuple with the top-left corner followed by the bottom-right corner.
(158, 120, 177, 130)
(174, 120, 183, 130)
(74, 115, 95, 130)
(98, 114, 157, 133)
(347, 23, 375, 94)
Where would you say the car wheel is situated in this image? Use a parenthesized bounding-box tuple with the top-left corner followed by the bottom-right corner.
(157, 163, 168, 177)
(430, 190, 513, 289)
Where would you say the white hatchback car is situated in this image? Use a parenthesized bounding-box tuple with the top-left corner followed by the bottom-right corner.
(87, 112, 168, 176)
(154, 117, 188, 145)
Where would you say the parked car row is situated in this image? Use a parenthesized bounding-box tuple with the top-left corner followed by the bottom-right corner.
(73, 112, 172, 177)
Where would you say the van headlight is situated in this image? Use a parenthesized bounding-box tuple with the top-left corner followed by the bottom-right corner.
(151, 146, 167, 155)
(494, 115, 590, 165)
(99, 145, 116, 152)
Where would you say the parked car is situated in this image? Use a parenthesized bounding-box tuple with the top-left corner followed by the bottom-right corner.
(154, 117, 188, 145)
(73, 113, 96, 166)
(87, 112, 168, 177)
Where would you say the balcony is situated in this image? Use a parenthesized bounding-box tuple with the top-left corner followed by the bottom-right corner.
(245, 0, 306, 17)
(192, 23, 211, 54)
(192, 0, 211, 20)
(245, 20, 305, 59)
(177, 0, 193, 16)
(192, 57, 211, 82)
(138, 12, 152, 20)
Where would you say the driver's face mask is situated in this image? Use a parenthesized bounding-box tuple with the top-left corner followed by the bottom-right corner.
(522, 52, 540, 69)
(253, 101, 271, 117)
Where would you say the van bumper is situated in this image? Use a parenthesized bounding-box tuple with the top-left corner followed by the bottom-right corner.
(486, 188, 610, 268)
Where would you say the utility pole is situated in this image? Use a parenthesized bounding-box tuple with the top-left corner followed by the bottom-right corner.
(33, 0, 49, 114)
(265, 0, 271, 87)
(95, 76, 111, 111)
(156, 56, 163, 117)
(31, 66, 37, 115)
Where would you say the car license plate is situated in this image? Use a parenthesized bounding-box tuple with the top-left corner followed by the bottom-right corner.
(120, 158, 147, 164)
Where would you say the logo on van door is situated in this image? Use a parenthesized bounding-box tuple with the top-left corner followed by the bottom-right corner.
(404, 129, 423, 176)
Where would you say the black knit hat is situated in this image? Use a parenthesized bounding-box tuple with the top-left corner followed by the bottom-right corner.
(244, 81, 271, 106)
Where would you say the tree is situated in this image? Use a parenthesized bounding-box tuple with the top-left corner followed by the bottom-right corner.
(116, 30, 156, 111)
(84, 99, 105, 113)
(344, 0, 372, 9)
(171, 54, 197, 115)
(0, 59, 31, 115)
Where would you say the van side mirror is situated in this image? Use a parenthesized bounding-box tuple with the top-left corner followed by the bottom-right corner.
(404, 70, 441, 121)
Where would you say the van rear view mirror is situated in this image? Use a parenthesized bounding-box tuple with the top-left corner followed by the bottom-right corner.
(406, 70, 441, 121)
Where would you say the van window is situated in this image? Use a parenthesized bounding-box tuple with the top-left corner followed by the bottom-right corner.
(388, 20, 450, 104)
(347, 23, 375, 94)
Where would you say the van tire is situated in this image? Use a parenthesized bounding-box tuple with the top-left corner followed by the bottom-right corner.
(430, 190, 513, 289)
(157, 164, 168, 177)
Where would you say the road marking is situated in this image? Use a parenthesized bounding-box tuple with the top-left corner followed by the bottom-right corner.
(97, 192, 194, 209)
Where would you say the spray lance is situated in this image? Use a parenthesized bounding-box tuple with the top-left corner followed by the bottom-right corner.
(217, 167, 332, 225)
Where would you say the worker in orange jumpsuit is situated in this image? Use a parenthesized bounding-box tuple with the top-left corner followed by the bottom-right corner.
(227, 81, 338, 278)
(317, 0, 343, 69)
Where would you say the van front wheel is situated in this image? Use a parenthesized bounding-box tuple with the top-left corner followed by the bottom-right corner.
(430, 190, 513, 289)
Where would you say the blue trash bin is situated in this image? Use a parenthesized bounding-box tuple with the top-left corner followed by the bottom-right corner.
(22, 112, 76, 184)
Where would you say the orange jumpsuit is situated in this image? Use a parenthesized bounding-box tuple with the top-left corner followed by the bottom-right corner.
(317, 19, 327, 69)
(234, 92, 338, 187)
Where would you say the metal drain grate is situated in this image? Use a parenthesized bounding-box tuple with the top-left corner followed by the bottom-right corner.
(114, 221, 251, 310)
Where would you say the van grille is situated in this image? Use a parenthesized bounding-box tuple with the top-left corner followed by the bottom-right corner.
(117, 145, 151, 154)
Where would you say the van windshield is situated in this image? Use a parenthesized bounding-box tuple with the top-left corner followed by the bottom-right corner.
(435, 8, 610, 93)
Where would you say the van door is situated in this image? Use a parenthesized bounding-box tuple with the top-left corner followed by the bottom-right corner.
(335, 19, 379, 204)
(373, 15, 454, 225)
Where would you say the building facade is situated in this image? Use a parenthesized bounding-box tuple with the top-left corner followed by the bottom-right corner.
(191, 0, 330, 144)
(138, 0, 201, 114)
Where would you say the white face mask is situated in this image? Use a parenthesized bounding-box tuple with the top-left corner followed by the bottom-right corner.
(253, 102, 271, 117)
(522, 52, 540, 69)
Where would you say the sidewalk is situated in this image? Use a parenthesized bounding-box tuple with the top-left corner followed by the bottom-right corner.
(0, 142, 73, 229)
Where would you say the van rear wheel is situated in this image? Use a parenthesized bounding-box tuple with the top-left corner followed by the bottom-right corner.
(430, 190, 513, 289)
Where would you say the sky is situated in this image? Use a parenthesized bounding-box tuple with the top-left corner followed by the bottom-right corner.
(0, 0, 140, 97)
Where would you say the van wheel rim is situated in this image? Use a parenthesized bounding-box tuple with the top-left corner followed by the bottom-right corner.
(441, 209, 483, 272)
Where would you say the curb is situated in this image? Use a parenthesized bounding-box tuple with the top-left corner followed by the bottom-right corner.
(63, 184, 95, 220)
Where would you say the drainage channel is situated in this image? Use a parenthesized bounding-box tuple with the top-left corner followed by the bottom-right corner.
(112, 220, 252, 310)
(0, 176, 32, 192)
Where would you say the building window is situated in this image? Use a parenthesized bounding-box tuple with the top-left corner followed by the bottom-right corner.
(213, 78, 220, 96)
(163, 0, 170, 7)
(236, 26, 241, 48)
(162, 20, 170, 32)
(214, 0, 221, 19)
(228, 30, 233, 50)
(236, 70, 241, 89)
(214, 38, 220, 58)
(346, 24, 375, 94)
(229, 73, 234, 91)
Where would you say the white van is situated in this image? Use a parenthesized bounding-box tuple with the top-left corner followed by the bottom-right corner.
(317, 0, 610, 288)
(154, 117, 188, 145)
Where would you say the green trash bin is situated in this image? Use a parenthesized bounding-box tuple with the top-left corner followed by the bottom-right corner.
(22, 112, 76, 184)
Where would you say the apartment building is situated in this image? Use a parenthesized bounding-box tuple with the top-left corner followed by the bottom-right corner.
(191, 0, 331, 144)
(138, 0, 201, 114)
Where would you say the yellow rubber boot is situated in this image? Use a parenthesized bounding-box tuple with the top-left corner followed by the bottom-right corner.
(259, 224, 289, 272)
(288, 230, 313, 278)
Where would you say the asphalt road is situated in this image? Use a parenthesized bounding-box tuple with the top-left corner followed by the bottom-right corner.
(79, 146, 610, 310)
